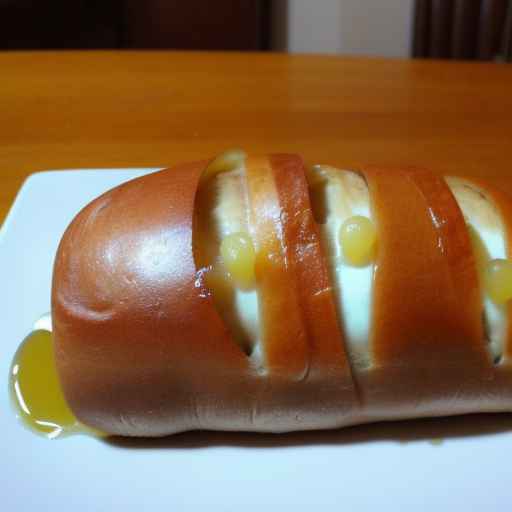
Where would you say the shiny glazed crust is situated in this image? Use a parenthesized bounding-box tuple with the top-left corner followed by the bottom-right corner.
(52, 156, 512, 436)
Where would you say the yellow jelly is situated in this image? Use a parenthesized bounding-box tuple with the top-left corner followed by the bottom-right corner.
(339, 215, 377, 266)
(220, 232, 256, 288)
(205, 148, 246, 178)
(9, 330, 77, 438)
(485, 258, 512, 305)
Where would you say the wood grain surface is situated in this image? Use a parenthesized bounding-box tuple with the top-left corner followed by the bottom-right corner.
(1, 50, 512, 226)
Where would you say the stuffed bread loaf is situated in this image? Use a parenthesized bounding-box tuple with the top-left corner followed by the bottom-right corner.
(51, 152, 512, 436)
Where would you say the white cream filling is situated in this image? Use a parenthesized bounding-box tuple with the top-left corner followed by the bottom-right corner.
(446, 176, 507, 362)
(212, 167, 261, 355)
(313, 166, 373, 369)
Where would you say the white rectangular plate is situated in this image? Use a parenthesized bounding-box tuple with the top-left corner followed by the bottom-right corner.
(2, 169, 512, 511)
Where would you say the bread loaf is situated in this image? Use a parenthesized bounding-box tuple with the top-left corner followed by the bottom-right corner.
(51, 153, 512, 436)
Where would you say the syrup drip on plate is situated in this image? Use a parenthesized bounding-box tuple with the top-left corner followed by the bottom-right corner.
(9, 315, 101, 439)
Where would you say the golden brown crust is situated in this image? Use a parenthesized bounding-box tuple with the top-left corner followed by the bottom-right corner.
(245, 155, 309, 379)
(52, 161, 251, 435)
(270, 154, 358, 391)
(363, 166, 486, 364)
(359, 166, 493, 414)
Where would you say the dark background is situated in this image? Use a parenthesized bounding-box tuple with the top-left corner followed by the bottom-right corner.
(0, 0, 272, 51)
(0, 0, 510, 60)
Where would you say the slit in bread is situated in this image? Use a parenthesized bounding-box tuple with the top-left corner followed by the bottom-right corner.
(193, 155, 261, 359)
(307, 164, 374, 370)
(446, 176, 507, 364)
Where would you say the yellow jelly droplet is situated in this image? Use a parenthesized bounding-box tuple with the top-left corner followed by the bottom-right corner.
(485, 258, 512, 305)
(205, 149, 246, 178)
(9, 330, 77, 438)
(339, 215, 377, 266)
(220, 232, 256, 289)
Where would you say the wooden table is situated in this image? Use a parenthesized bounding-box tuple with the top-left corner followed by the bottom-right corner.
(1, 51, 512, 225)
